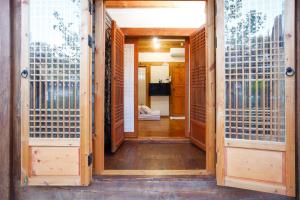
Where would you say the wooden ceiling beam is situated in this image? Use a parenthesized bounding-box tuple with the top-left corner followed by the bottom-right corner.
(121, 28, 197, 37)
(105, 1, 205, 8)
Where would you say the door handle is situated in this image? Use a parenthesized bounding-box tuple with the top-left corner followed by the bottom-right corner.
(21, 69, 29, 78)
(286, 67, 295, 77)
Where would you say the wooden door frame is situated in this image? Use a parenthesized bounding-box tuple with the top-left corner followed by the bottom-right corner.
(93, 0, 215, 176)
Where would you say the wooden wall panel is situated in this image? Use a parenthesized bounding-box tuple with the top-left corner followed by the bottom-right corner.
(30, 147, 80, 176)
(0, 0, 12, 199)
(226, 148, 284, 183)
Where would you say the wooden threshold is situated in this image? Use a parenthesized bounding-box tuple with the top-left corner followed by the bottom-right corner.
(125, 137, 190, 143)
(102, 170, 208, 176)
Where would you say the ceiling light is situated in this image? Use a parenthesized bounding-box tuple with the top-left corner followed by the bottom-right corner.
(154, 42, 160, 49)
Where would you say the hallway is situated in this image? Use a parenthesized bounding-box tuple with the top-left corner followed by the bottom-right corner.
(105, 141, 205, 170)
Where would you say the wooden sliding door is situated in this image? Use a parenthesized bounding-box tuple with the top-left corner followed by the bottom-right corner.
(216, 0, 295, 196)
(111, 20, 125, 152)
(190, 27, 206, 150)
(21, 0, 92, 185)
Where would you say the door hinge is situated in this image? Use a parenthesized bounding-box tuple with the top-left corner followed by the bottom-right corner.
(88, 35, 94, 48)
(88, 153, 93, 166)
(89, 0, 94, 15)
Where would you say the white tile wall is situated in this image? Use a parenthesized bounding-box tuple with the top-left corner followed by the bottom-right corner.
(124, 44, 135, 132)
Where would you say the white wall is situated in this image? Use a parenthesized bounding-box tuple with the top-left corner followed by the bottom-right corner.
(106, 4, 206, 28)
(150, 65, 170, 116)
(124, 44, 134, 132)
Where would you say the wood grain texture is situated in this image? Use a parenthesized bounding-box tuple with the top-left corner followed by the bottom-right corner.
(296, 0, 300, 198)
(105, 141, 206, 170)
(111, 20, 125, 152)
(0, 0, 12, 198)
(205, 0, 216, 175)
(137, 39, 185, 52)
(14, 176, 293, 200)
(79, 0, 93, 185)
(138, 118, 185, 138)
(184, 40, 190, 138)
(121, 28, 197, 37)
(170, 64, 185, 116)
(284, 0, 296, 196)
(93, 0, 106, 175)
(190, 27, 206, 151)
(105, 1, 205, 8)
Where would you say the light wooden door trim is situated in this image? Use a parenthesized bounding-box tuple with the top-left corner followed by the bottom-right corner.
(21, 0, 92, 186)
(216, 0, 295, 196)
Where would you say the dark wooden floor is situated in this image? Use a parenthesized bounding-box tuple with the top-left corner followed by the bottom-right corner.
(14, 176, 294, 200)
(105, 141, 205, 170)
(138, 118, 185, 137)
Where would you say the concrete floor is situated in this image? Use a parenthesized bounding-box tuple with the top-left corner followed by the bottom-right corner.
(14, 176, 294, 200)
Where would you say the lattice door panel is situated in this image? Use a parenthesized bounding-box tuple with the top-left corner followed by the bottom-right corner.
(216, 0, 295, 196)
(190, 27, 206, 150)
(111, 20, 125, 153)
(21, 0, 92, 186)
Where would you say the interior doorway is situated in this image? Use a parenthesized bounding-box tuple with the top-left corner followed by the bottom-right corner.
(97, 2, 212, 173)
(95, 2, 214, 175)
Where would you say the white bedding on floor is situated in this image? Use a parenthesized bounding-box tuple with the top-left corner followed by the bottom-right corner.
(138, 106, 161, 120)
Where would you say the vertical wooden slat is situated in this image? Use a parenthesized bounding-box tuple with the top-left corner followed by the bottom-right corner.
(21, 0, 30, 185)
(80, 0, 92, 185)
(296, 0, 300, 197)
(216, 0, 225, 185)
(93, 0, 105, 175)
(184, 39, 190, 138)
(205, 0, 216, 174)
(284, 0, 295, 196)
(0, 0, 12, 198)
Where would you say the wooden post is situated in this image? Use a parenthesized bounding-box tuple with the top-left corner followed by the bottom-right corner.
(296, 0, 300, 198)
(94, 0, 105, 175)
(0, 0, 12, 199)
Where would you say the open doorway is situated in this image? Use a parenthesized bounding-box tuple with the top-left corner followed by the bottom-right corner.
(93, 0, 216, 175)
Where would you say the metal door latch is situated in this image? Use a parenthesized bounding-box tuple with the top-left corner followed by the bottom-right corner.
(286, 67, 295, 76)
(21, 69, 29, 78)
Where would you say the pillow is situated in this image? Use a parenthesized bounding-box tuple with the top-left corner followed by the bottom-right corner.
(141, 105, 152, 114)
(139, 106, 146, 114)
